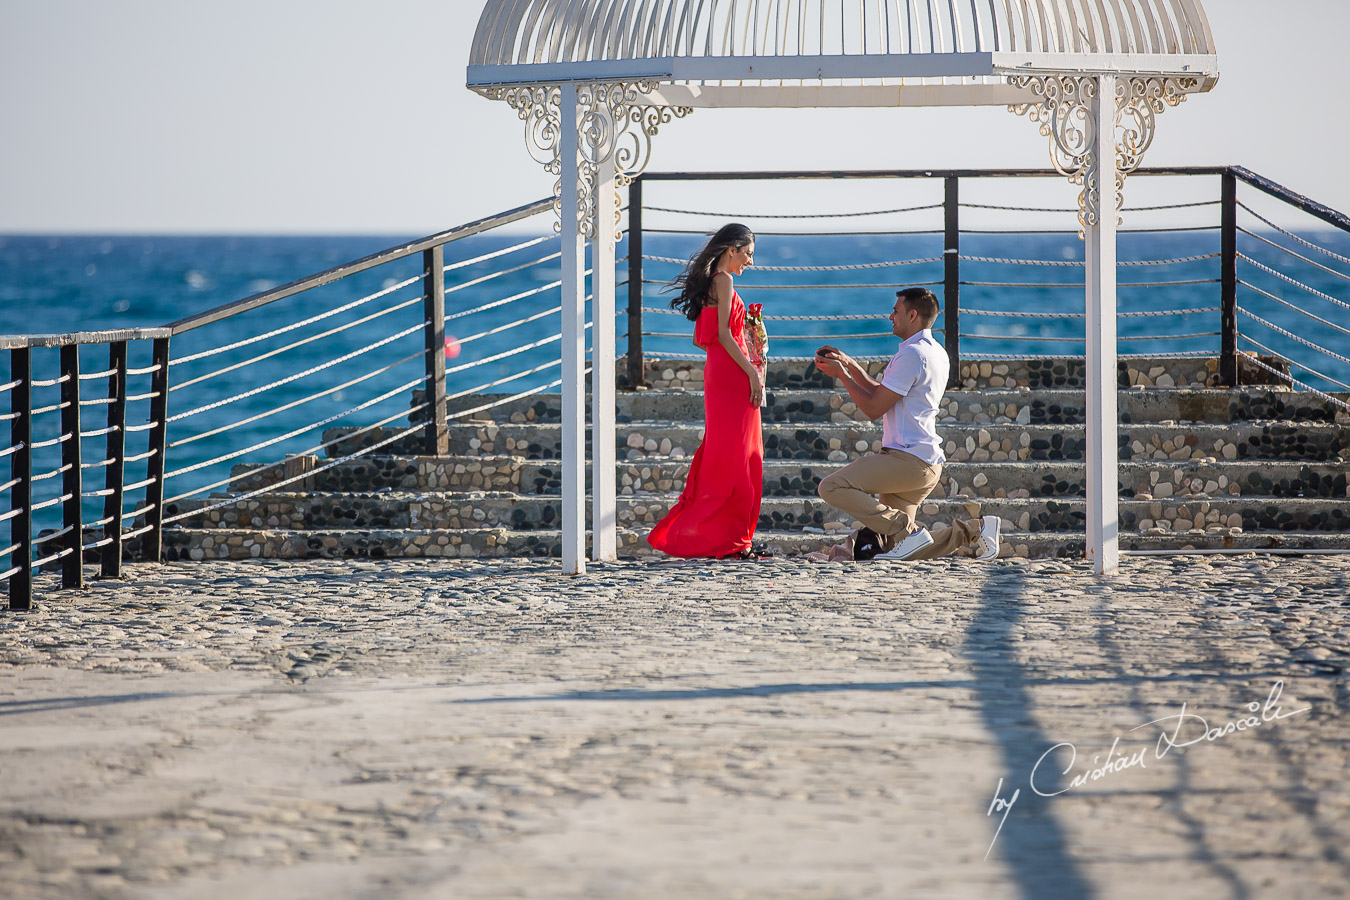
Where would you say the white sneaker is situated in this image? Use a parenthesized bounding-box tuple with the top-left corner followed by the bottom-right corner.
(976, 516, 1001, 561)
(874, 528, 934, 561)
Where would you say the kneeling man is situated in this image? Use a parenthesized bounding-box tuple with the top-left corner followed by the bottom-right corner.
(814, 288, 1000, 561)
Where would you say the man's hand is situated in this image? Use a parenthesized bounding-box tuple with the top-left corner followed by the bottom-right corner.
(813, 353, 845, 379)
(816, 345, 856, 372)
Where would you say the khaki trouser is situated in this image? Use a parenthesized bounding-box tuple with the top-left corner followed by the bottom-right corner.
(817, 448, 980, 561)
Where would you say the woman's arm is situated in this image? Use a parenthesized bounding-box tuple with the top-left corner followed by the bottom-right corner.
(710, 272, 764, 406)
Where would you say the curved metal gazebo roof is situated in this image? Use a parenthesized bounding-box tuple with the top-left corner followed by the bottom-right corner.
(468, 0, 1218, 104)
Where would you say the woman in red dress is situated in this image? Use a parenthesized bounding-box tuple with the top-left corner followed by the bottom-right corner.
(647, 224, 766, 559)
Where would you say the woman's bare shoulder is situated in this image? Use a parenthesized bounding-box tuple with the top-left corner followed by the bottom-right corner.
(709, 271, 734, 301)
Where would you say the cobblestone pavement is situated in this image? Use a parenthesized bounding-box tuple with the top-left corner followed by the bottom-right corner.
(2, 555, 1349, 900)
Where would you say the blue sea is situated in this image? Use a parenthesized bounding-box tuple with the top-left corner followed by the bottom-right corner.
(2, 227, 1348, 542)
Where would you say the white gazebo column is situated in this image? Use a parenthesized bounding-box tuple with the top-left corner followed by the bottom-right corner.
(488, 82, 689, 572)
(1009, 72, 1190, 576)
(1085, 74, 1120, 576)
(559, 83, 587, 575)
(591, 154, 619, 561)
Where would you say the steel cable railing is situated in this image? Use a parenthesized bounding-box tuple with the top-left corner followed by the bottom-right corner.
(1238, 280, 1350, 341)
(160, 346, 586, 517)
(1238, 254, 1350, 315)
(443, 251, 562, 296)
(1237, 310, 1350, 384)
(168, 321, 428, 424)
(167, 349, 431, 450)
(161, 408, 434, 524)
(164, 372, 432, 482)
(160, 359, 594, 527)
(445, 279, 565, 322)
(644, 202, 944, 219)
(643, 227, 942, 238)
(962, 200, 1222, 214)
(628, 174, 1239, 374)
(1230, 190, 1350, 396)
(168, 278, 424, 368)
(641, 253, 943, 271)
(1239, 343, 1350, 410)
(457, 305, 564, 346)
(639, 279, 941, 291)
(443, 235, 552, 273)
(960, 225, 1220, 235)
(1238, 201, 1350, 267)
(159, 237, 570, 515)
(169, 293, 427, 392)
(1237, 227, 1350, 284)
(4, 197, 569, 606)
(446, 332, 563, 373)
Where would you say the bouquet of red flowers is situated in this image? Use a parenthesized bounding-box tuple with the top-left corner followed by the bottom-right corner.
(746, 302, 768, 376)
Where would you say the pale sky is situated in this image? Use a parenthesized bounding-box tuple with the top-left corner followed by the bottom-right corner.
(2, 0, 1347, 234)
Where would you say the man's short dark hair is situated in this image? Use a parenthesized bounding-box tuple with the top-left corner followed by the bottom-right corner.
(897, 287, 940, 327)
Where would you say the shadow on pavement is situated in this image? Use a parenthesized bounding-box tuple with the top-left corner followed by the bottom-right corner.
(451, 670, 1293, 705)
(1086, 579, 1257, 899)
(959, 571, 1096, 900)
(0, 692, 184, 716)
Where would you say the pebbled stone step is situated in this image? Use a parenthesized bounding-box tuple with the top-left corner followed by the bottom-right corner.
(416, 420, 1349, 464)
(161, 524, 1350, 563)
(438, 387, 1349, 427)
(623, 355, 1290, 392)
(324, 418, 1349, 467)
(222, 455, 1348, 501)
(539, 458, 1349, 501)
(225, 455, 525, 495)
(167, 491, 1350, 537)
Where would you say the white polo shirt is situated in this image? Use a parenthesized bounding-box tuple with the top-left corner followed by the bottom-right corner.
(878, 329, 949, 466)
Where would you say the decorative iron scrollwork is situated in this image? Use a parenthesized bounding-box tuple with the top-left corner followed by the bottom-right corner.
(488, 85, 566, 227)
(1116, 76, 1197, 176)
(1008, 74, 1102, 229)
(486, 82, 692, 239)
(1008, 74, 1198, 232)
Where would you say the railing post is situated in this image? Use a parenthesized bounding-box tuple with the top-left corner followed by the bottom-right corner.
(102, 341, 128, 579)
(1220, 170, 1239, 387)
(142, 337, 171, 563)
(626, 176, 645, 389)
(423, 245, 449, 455)
(8, 348, 32, 610)
(944, 175, 961, 389)
(59, 344, 83, 590)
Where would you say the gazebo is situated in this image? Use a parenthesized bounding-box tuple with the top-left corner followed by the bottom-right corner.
(466, 0, 1219, 576)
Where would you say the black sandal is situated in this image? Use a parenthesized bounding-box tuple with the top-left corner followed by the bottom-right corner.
(723, 543, 774, 560)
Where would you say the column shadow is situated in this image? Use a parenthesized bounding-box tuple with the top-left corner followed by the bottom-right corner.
(960, 571, 1096, 900)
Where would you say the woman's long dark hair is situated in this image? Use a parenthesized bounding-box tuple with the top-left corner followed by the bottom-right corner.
(667, 223, 755, 322)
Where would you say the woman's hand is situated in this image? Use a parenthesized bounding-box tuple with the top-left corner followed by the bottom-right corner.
(749, 371, 765, 407)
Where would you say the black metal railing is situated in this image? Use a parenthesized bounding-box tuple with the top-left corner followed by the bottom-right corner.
(2, 198, 587, 609)
(622, 166, 1350, 398)
(2, 329, 171, 607)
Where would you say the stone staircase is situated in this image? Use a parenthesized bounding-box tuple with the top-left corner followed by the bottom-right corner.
(159, 356, 1350, 562)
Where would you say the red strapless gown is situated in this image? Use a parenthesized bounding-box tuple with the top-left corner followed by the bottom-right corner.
(647, 292, 764, 558)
